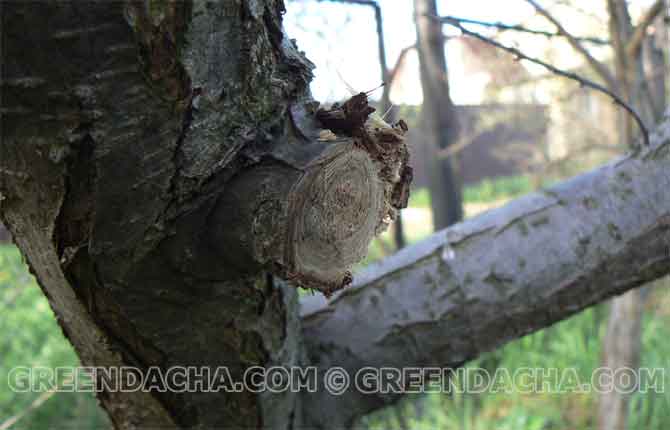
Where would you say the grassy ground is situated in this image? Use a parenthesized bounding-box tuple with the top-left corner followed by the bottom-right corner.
(360, 175, 670, 429)
(362, 289, 670, 429)
(0, 246, 109, 429)
(1, 175, 668, 429)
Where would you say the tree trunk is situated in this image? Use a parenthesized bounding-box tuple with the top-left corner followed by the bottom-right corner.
(2, 2, 670, 429)
(0, 1, 409, 427)
(414, 0, 463, 229)
(599, 3, 665, 429)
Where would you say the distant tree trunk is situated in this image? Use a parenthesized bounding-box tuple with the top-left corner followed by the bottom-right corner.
(599, 3, 666, 430)
(414, 0, 463, 229)
(598, 23, 637, 430)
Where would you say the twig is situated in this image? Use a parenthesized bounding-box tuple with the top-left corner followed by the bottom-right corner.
(437, 16, 650, 147)
(388, 44, 416, 87)
(525, 0, 616, 89)
(0, 389, 59, 430)
(549, 0, 607, 24)
(531, 141, 622, 174)
(438, 15, 609, 45)
(437, 133, 480, 159)
(311, 0, 378, 7)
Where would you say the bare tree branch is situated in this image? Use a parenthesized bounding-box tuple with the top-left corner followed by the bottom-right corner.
(626, 0, 665, 58)
(301, 112, 670, 428)
(437, 14, 609, 45)
(525, 0, 617, 89)
(0, 376, 71, 430)
(436, 132, 480, 159)
(550, 0, 608, 23)
(436, 16, 650, 147)
(313, 0, 378, 6)
(388, 44, 416, 90)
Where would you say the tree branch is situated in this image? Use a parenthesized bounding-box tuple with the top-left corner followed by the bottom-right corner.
(437, 14, 609, 45)
(388, 44, 416, 86)
(437, 16, 650, 147)
(310, 0, 389, 83)
(313, 0, 378, 6)
(525, 0, 617, 89)
(626, 0, 665, 58)
(301, 110, 670, 428)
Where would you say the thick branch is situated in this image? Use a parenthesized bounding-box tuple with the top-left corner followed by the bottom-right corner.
(210, 110, 411, 295)
(300, 111, 670, 428)
(309, 0, 387, 76)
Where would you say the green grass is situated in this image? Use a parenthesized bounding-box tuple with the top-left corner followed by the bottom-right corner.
(0, 245, 110, 429)
(363, 292, 670, 429)
(409, 174, 539, 209)
(463, 175, 536, 203)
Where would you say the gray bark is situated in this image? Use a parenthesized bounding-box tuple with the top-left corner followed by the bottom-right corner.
(301, 110, 670, 427)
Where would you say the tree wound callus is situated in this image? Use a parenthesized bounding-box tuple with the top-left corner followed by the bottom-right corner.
(316, 92, 413, 212)
(213, 91, 413, 298)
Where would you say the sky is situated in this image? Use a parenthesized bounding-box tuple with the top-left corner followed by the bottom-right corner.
(283, 0, 659, 105)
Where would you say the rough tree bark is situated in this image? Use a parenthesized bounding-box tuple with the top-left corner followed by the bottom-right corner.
(2, 2, 670, 429)
(414, 0, 464, 229)
(300, 108, 670, 426)
(0, 1, 410, 427)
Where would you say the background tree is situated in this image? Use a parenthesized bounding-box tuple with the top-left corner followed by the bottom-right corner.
(518, 2, 667, 428)
(414, 0, 464, 229)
